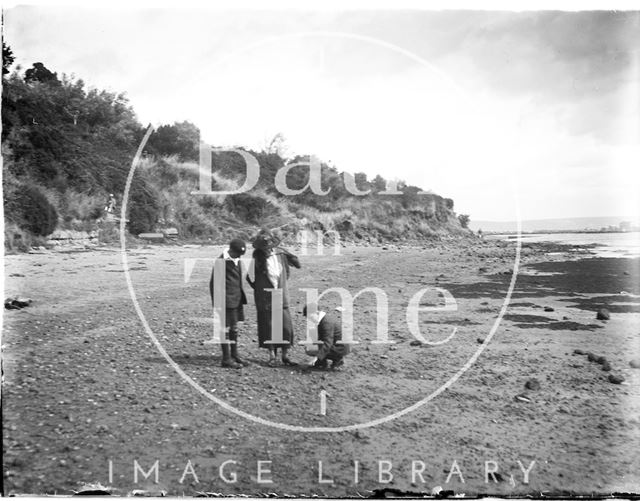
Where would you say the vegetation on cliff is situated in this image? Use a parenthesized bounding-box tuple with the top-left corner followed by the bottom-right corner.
(2, 46, 470, 250)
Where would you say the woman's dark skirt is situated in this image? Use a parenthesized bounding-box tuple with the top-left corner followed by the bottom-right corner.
(257, 307, 294, 348)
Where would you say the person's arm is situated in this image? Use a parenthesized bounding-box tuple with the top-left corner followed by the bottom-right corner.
(245, 257, 256, 289)
(281, 249, 301, 269)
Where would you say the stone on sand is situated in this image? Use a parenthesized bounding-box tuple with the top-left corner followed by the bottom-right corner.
(629, 359, 640, 369)
(4, 297, 32, 310)
(573, 349, 585, 356)
(596, 308, 610, 321)
(525, 378, 540, 391)
(608, 374, 624, 384)
(601, 361, 612, 372)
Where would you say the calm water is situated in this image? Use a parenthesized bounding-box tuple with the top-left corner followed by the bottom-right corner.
(489, 231, 640, 258)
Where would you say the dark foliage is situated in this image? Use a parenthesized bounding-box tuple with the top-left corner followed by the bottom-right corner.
(127, 181, 162, 235)
(146, 121, 199, 162)
(5, 184, 58, 236)
(2, 42, 15, 76)
(24, 62, 59, 84)
(2, 49, 465, 244)
(225, 193, 280, 225)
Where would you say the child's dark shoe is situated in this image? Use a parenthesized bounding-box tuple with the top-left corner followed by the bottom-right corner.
(222, 358, 242, 369)
(331, 359, 344, 371)
(313, 359, 329, 370)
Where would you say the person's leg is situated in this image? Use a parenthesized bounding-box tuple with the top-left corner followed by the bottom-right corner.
(330, 356, 344, 370)
(222, 311, 241, 369)
(229, 330, 249, 366)
(281, 345, 297, 365)
(326, 348, 345, 370)
(227, 307, 249, 366)
(221, 342, 241, 369)
(267, 348, 277, 366)
(281, 307, 296, 365)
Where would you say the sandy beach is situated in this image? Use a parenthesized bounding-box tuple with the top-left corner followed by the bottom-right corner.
(2, 239, 640, 496)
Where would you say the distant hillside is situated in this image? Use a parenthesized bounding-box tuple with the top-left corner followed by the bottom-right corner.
(470, 216, 640, 233)
(1, 55, 471, 250)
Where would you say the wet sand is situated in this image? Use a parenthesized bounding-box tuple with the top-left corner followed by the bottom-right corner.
(2, 239, 639, 496)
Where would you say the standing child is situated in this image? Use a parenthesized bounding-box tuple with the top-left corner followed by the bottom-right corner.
(209, 238, 249, 369)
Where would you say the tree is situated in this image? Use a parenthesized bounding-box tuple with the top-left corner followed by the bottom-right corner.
(146, 121, 199, 162)
(5, 184, 58, 236)
(3, 42, 15, 76)
(458, 214, 470, 228)
(400, 185, 421, 209)
(127, 181, 161, 235)
(24, 62, 59, 84)
(372, 174, 387, 192)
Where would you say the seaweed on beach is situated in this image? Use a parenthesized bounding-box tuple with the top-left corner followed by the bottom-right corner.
(439, 257, 640, 315)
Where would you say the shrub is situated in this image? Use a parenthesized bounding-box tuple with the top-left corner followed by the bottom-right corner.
(5, 184, 58, 236)
(225, 193, 280, 225)
(127, 181, 161, 235)
(61, 190, 105, 223)
(4, 223, 47, 252)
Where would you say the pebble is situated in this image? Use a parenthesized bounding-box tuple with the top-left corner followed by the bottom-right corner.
(608, 374, 624, 384)
(544, 306, 554, 312)
(601, 361, 612, 372)
(573, 349, 585, 356)
(587, 352, 598, 362)
(596, 308, 610, 321)
(477, 337, 485, 344)
(525, 378, 540, 391)
(629, 359, 640, 369)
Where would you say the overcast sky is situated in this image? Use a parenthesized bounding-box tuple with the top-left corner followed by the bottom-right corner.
(4, 6, 639, 221)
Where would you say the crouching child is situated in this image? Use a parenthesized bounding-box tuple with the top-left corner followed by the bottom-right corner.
(302, 304, 350, 370)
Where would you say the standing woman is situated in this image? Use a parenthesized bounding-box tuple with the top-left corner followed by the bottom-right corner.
(247, 229, 301, 366)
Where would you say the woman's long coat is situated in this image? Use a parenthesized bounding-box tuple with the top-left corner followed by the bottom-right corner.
(249, 248, 300, 348)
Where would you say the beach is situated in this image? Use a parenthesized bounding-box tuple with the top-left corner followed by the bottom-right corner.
(2, 238, 640, 496)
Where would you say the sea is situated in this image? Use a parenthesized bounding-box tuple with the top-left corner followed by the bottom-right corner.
(488, 231, 640, 259)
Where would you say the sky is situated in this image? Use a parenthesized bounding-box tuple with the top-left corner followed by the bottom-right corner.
(3, 5, 639, 222)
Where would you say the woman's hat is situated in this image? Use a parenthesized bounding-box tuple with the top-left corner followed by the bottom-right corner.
(252, 228, 280, 251)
